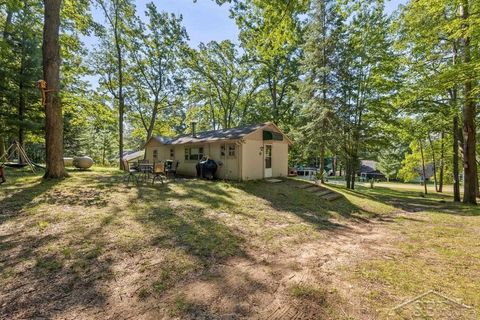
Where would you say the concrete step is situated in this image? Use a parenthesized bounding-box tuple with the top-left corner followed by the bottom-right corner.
(321, 193, 343, 201)
(297, 184, 315, 189)
(315, 190, 333, 196)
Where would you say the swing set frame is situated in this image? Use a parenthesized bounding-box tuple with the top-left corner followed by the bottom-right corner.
(0, 141, 36, 173)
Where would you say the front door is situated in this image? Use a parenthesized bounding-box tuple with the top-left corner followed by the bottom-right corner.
(264, 145, 272, 178)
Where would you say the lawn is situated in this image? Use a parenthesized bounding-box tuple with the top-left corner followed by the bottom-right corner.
(0, 168, 479, 319)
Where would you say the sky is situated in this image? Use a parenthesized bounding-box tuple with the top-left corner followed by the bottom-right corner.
(84, 0, 407, 88)
(89, 0, 407, 48)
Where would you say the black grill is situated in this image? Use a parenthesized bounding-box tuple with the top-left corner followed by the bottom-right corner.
(196, 159, 218, 180)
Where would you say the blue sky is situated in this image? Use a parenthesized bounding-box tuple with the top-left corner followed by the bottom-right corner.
(89, 0, 407, 48)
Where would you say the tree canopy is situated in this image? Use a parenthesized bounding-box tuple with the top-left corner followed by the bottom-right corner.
(0, 0, 478, 202)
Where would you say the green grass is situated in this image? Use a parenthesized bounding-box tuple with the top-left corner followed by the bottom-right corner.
(1, 167, 480, 319)
(290, 284, 328, 303)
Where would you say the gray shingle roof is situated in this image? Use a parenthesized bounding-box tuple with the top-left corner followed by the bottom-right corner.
(152, 123, 268, 145)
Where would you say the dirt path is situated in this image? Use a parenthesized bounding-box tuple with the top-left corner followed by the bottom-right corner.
(151, 215, 404, 320)
(1, 174, 418, 320)
(0, 210, 407, 320)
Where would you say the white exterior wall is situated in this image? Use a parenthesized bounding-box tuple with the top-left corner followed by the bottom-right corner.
(144, 123, 290, 181)
(144, 140, 170, 163)
(241, 134, 264, 181)
(145, 141, 241, 179)
(241, 124, 290, 180)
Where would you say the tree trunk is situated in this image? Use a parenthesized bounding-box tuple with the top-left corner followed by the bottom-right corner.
(451, 42, 461, 202)
(116, 45, 124, 169)
(332, 155, 337, 177)
(319, 145, 325, 184)
(17, 1, 29, 163)
(42, 0, 65, 179)
(345, 158, 351, 189)
(18, 49, 26, 162)
(428, 134, 438, 192)
(350, 155, 356, 190)
(0, 138, 5, 158)
(453, 116, 461, 202)
(438, 131, 444, 193)
(419, 139, 427, 195)
(102, 135, 106, 166)
(460, 0, 477, 204)
(146, 99, 159, 142)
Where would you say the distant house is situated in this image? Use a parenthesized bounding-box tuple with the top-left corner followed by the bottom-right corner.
(123, 150, 145, 164)
(144, 122, 292, 181)
(415, 163, 435, 182)
(359, 160, 386, 181)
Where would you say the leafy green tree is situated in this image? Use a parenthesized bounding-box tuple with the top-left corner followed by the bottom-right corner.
(397, 0, 480, 203)
(231, 0, 306, 125)
(93, 0, 135, 166)
(185, 40, 259, 130)
(0, 1, 43, 157)
(127, 3, 188, 141)
(377, 150, 402, 182)
(296, 0, 344, 183)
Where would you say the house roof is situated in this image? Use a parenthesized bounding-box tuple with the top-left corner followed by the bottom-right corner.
(123, 150, 145, 161)
(360, 160, 378, 173)
(149, 122, 292, 146)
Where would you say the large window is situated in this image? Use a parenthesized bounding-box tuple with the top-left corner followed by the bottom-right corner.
(185, 147, 204, 160)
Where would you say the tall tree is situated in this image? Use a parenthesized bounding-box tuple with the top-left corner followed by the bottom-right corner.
(459, 0, 477, 204)
(337, 1, 395, 189)
(397, 0, 479, 203)
(42, 0, 66, 178)
(128, 3, 188, 141)
(94, 0, 134, 168)
(297, 0, 343, 183)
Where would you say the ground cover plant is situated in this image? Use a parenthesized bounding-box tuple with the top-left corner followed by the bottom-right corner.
(1, 168, 479, 319)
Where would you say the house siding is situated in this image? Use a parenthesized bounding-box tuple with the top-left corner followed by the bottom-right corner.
(145, 141, 241, 180)
(241, 124, 289, 180)
(144, 123, 290, 181)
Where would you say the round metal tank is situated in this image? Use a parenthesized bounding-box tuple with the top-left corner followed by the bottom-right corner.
(73, 156, 94, 169)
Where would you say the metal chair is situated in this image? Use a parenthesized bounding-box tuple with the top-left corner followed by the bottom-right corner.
(137, 159, 152, 182)
(152, 161, 166, 185)
(165, 160, 179, 180)
(122, 159, 139, 185)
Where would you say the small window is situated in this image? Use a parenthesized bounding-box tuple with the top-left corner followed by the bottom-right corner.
(170, 148, 174, 159)
(220, 145, 225, 157)
(185, 147, 204, 160)
(153, 149, 158, 160)
(228, 144, 236, 157)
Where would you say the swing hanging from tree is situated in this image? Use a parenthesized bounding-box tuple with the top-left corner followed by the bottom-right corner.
(0, 141, 37, 172)
(0, 79, 54, 175)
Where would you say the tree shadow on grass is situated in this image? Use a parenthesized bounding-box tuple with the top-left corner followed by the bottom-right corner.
(135, 182, 244, 264)
(328, 183, 480, 217)
(0, 211, 116, 319)
(0, 177, 59, 224)
(0, 172, 120, 319)
(235, 179, 373, 230)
